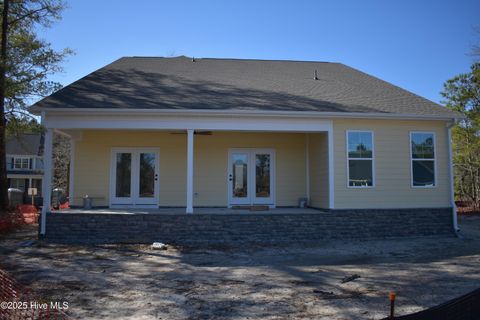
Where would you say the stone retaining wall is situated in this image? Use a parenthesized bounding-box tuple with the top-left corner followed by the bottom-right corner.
(44, 208, 454, 244)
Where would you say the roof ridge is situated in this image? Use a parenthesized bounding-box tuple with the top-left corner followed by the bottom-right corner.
(125, 56, 338, 64)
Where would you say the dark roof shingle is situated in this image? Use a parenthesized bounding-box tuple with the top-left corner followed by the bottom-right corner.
(6, 133, 43, 156)
(30, 56, 460, 118)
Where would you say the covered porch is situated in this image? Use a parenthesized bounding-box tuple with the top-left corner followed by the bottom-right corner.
(40, 112, 335, 236)
(36, 110, 339, 239)
(63, 130, 332, 210)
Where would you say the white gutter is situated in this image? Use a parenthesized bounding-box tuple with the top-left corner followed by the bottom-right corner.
(29, 107, 464, 121)
(447, 120, 461, 237)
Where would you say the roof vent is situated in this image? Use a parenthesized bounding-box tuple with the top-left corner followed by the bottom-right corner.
(314, 70, 318, 80)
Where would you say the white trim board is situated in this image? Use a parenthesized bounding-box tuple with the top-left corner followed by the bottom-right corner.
(43, 113, 333, 132)
(31, 107, 462, 121)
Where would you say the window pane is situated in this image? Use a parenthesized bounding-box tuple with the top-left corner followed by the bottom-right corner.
(116, 153, 131, 197)
(348, 132, 373, 158)
(411, 133, 434, 159)
(256, 154, 270, 198)
(412, 160, 435, 187)
(349, 160, 373, 187)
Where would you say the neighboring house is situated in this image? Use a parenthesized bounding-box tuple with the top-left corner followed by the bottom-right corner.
(6, 133, 44, 198)
(29, 56, 463, 238)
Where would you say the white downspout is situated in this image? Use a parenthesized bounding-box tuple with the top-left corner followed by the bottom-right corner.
(447, 120, 461, 237)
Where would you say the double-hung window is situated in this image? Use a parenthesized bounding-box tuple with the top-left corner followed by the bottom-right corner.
(410, 132, 436, 187)
(347, 131, 374, 187)
(13, 157, 30, 170)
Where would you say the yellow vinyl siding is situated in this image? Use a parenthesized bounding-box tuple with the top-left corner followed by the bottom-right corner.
(73, 131, 186, 207)
(194, 132, 306, 207)
(73, 130, 307, 207)
(308, 133, 329, 208)
(333, 119, 450, 209)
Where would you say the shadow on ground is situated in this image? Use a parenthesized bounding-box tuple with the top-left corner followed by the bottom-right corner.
(0, 215, 479, 320)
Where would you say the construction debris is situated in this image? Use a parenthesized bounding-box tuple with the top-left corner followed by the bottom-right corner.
(152, 242, 168, 250)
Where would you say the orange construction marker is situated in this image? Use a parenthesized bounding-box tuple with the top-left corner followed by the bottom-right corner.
(389, 292, 396, 319)
(389, 292, 396, 301)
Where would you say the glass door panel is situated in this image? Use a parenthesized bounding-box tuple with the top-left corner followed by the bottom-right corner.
(134, 149, 159, 205)
(112, 151, 133, 205)
(255, 154, 270, 198)
(253, 151, 274, 205)
(115, 153, 132, 198)
(139, 153, 155, 198)
(230, 152, 250, 205)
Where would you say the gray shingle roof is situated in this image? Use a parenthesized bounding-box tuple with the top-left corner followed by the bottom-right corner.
(6, 133, 43, 156)
(30, 56, 460, 118)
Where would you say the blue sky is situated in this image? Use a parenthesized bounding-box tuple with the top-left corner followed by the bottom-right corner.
(36, 0, 479, 104)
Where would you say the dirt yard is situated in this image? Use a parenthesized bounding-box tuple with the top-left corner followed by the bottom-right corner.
(1, 215, 479, 320)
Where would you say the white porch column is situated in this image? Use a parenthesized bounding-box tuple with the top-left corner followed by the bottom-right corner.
(40, 128, 53, 235)
(328, 128, 335, 209)
(186, 129, 194, 214)
(69, 139, 75, 206)
(305, 133, 310, 202)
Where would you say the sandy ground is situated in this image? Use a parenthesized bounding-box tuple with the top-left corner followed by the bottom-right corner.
(0, 215, 479, 320)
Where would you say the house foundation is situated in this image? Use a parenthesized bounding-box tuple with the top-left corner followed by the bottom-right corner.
(44, 207, 453, 245)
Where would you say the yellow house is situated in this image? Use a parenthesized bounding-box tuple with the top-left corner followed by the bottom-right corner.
(30, 57, 463, 243)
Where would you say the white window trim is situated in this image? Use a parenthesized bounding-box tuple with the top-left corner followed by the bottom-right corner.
(13, 156, 31, 170)
(410, 131, 437, 189)
(346, 130, 375, 188)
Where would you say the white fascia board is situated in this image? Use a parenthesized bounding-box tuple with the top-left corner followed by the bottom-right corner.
(44, 113, 334, 132)
(32, 107, 462, 121)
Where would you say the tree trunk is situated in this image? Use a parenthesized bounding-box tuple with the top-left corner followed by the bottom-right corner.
(0, 0, 9, 211)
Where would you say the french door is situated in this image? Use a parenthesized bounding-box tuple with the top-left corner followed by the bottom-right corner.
(110, 148, 159, 207)
(228, 149, 275, 207)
